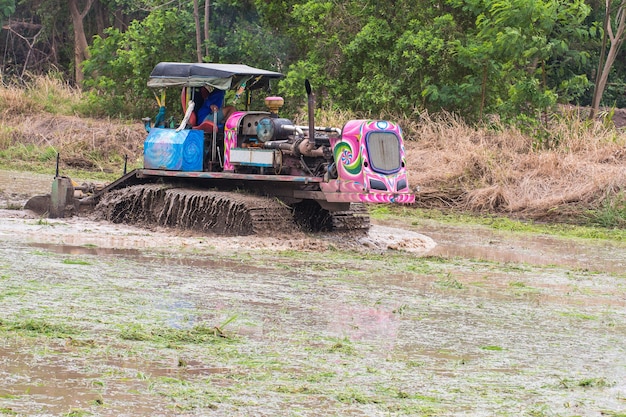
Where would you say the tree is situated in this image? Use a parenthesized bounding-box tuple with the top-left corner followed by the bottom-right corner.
(1, 0, 609, 123)
(83, 8, 197, 117)
(453, 0, 591, 120)
(193, 0, 202, 62)
(590, 0, 626, 119)
(204, 0, 210, 58)
(69, 0, 94, 84)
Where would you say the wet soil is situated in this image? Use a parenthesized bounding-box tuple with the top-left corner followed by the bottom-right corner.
(94, 184, 298, 236)
(1, 169, 626, 416)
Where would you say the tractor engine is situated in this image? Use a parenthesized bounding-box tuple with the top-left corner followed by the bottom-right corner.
(256, 117, 297, 142)
(223, 96, 333, 177)
(254, 115, 331, 177)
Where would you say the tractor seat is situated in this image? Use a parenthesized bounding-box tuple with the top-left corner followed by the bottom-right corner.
(193, 120, 218, 133)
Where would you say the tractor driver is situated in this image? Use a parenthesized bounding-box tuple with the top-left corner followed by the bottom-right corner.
(197, 86, 236, 126)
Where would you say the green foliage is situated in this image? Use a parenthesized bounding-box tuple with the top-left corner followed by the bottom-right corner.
(83, 2, 290, 118)
(83, 9, 198, 119)
(0, 0, 15, 23)
(118, 322, 235, 344)
(264, 0, 594, 121)
(2, 0, 612, 125)
(379, 206, 626, 241)
(468, 0, 591, 120)
(210, 0, 291, 71)
(436, 275, 465, 289)
(586, 191, 626, 228)
(480, 345, 504, 351)
(2, 318, 78, 338)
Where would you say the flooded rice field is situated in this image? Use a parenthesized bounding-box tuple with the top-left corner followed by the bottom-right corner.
(1, 170, 626, 416)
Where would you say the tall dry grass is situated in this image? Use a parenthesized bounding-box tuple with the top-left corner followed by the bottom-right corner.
(0, 76, 145, 172)
(0, 74, 84, 115)
(401, 111, 626, 221)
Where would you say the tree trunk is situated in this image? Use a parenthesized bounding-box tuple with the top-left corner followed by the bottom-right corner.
(204, 0, 210, 59)
(94, 0, 109, 37)
(590, 0, 626, 120)
(68, 0, 95, 85)
(194, 0, 202, 62)
(113, 9, 127, 31)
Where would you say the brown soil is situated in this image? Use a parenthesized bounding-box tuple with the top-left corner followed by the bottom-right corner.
(94, 184, 298, 236)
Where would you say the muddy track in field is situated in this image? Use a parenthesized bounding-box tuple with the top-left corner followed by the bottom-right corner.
(1, 169, 626, 416)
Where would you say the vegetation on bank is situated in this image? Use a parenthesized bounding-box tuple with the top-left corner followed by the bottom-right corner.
(0, 76, 625, 234)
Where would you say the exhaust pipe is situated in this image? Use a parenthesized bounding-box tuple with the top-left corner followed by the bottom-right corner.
(262, 81, 324, 158)
(305, 80, 315, 144)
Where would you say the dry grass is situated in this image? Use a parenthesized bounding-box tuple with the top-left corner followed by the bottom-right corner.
(0, 74, 145, 173)
(8, 114, 144, 165)
(402, 111, 626, 221)
(0, 100, 144, 173)
(0, 74, 83, 115)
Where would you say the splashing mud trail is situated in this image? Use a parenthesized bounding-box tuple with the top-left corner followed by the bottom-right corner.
(94, 184, 297, 236)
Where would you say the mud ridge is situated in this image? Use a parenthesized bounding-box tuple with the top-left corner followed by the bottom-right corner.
(93, 184, 296, 236)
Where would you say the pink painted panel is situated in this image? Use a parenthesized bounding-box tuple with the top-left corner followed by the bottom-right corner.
(328, 120, 414, 203)
(223, 111, 247, 171)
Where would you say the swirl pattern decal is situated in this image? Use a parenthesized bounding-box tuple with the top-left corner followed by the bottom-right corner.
(334, 141, 362, 177)
(223, 112, 246, 171)
(144, 128, 203, 171)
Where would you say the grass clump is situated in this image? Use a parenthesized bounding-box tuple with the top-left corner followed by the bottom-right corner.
(119, 319, 237, 344)
(480, 345, 504, 351)
(577, 377, 611, 388)
(62, 258, 92, 265)
(586, 191, 626, 228)
(336, 388, 381, 405)
(435, 274, 464, 289)
(559, 377, 614, 389)
(64, 409, 91, 417)
(1, 318, 79, 338)
(558, 311, 598, 321)
(328, 337, 357, 355)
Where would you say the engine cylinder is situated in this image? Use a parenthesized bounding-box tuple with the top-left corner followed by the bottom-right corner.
(256, 117, 295, 142)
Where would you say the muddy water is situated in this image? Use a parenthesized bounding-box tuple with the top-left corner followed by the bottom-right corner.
(0, 170, 54, 208)
(1, 170, 626, 416)
(380, 218, 626, 274)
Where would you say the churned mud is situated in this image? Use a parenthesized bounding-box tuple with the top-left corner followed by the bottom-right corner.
(94, 184, 298, 236)
(1, 169, 626, 416)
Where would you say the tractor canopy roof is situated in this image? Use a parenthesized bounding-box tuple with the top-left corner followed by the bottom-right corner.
(147, 62, 284, 91)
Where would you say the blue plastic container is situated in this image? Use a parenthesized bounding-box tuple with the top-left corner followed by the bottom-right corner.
(144, 128, 204, 171)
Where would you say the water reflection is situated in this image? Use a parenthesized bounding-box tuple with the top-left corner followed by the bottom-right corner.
(28, 242, 262, 271)
(409, 221, 626, 274)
